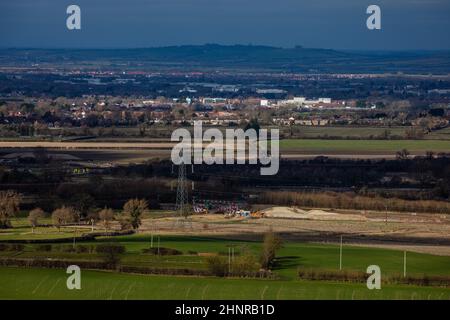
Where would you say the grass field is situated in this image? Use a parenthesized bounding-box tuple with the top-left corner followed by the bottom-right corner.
(2, 125, 450, 142)
(1, 137, 449, 156)
(0, 211, 177, 241)
(429, 127, 450, 140)
(283, 126, 450, 140)
(2, 234, 450, 279)
(284, 126, 410, 139)
(0, 216, 92, 241)
(1, 230, 450, 300)
(279, 139, 450, 154)
(92, 235, 450, 279)
(1, 267, 449, 300)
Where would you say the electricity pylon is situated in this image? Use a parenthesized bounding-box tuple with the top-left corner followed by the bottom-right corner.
(174, 154, 192, 228)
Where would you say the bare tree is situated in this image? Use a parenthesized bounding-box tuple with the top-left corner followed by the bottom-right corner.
(260, 230, 283, 270)
(0, 190, 21, 229)
(119, 199, 148, 230)
(86, 211, 99, 232)
(51, 206, 77, 232)
(28, 208, 46, 233)
(396, 149, 410, 160)
(98, 207, 114, 232)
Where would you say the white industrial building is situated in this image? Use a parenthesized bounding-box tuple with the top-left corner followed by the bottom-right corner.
(277, 96, 332, 106)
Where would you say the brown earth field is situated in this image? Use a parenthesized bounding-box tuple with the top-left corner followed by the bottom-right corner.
(0, 148, 169, 165)
(139, 207, 450, 256)
(2, 138, 449, 164)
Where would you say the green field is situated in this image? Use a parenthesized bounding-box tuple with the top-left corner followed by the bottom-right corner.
(0, 211, 174, 241)
(1, 267, 449, 300)
(0, 216, 92, 241)
(279, 139, 450, 154)
(1, 234, 450, 299)
(281, 126, 450, 140)
(284, 126, 410, 139)
(2, 235, 450, 278)
(97, 235, 450, 279)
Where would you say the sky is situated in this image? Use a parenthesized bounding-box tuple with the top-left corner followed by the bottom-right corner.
(0, 0, 449, 50)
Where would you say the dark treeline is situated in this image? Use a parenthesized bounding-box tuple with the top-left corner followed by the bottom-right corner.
(103, 156, 449, 187)
(0, 156, 449, 214)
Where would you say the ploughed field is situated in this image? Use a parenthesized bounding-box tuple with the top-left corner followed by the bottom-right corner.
(1, 138, 449, 166)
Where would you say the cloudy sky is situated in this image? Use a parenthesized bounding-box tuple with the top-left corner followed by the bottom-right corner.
(0, 0, 449, 50)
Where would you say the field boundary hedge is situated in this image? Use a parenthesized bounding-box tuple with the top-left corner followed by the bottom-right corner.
(298, 268, 450, 287)
(0, 258, 273, 279)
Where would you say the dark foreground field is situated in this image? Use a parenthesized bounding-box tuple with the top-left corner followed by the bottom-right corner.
(1, 267, 449, 300)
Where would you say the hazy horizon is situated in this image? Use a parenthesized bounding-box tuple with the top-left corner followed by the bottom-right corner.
(1, 44, 450, 53)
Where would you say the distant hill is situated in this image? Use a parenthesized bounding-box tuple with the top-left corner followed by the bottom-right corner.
(1, 44, 450, 74)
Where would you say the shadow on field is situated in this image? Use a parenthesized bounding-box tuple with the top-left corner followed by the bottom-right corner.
(273, 256, 302, 270)
(97, 235, 259, 244)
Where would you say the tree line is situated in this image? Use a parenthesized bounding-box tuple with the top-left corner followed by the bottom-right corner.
(259, 191, 450, 214)
(0, 190, 149, 232)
